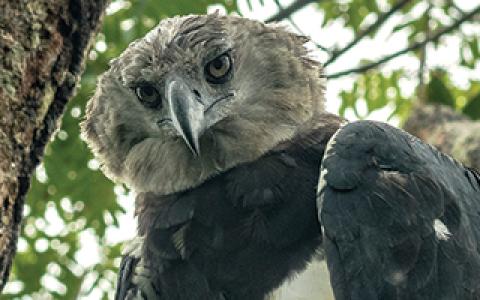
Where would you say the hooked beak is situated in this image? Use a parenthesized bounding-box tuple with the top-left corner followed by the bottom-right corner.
(167, 79, 205, 157)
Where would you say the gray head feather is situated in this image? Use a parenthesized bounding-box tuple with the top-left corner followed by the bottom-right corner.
(81, 14, 326, 195)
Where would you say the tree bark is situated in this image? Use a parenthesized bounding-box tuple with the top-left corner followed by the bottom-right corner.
(0, 0, 108, 292)
(403, 104, 480, 171)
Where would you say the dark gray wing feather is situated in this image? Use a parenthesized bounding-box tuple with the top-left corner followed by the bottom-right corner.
(318, 120, 480, 300)
(115, 237, 145, 300)
(115, 255, 140, 300)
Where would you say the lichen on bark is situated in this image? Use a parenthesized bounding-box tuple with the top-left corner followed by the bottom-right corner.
(0, 0, 108, 291)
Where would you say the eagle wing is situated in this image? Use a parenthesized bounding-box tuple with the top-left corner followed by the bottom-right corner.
(318, 120, 480, 300)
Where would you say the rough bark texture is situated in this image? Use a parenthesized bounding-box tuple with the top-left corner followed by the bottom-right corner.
(404, 104, 480, 171)
(0, 0, 108, 292)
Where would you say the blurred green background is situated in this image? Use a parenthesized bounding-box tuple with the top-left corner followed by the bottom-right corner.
(5, 0, 480, 299)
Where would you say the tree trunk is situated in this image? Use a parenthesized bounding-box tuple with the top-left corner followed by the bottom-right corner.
(403, 104, 480, 171)
(0, 0, 108, 292)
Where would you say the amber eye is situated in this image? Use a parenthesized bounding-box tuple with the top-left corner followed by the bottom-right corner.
(205, 53, 233, 84)
(135, 84, 162, 109)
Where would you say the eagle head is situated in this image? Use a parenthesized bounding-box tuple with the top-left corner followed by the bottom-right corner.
(81, 14, 325, 194)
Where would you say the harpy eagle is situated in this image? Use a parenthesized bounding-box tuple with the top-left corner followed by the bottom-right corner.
(81, 14, 480, 300)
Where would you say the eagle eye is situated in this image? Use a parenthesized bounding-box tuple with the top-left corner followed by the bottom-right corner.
(205, 53, 232, 84)
(135, 84, 162, 109)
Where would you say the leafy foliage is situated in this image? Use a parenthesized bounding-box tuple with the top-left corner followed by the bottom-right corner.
(463, 91, 480, 119)
(426, 69, 456, 107)
(339, 69, 410, 120)
(319, 0, 381, 34)
(330, 1, 479, 123)
(7, 0, 479, 299)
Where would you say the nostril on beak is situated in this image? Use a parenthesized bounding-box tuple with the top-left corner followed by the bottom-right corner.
(192, 89, 203, 104)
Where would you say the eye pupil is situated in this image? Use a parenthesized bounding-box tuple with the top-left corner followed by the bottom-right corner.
(205, 53, 232, 84)
(212, 58, 224, 69)
(135, 85, 162, 109)
(142, 86, 155, 96)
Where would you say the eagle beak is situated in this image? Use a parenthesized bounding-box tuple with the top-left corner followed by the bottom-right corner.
(167, 79, 205, 157)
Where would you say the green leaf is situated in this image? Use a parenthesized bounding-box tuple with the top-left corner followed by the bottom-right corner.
(426, 71, 456, 107)
(338, 69, 409, 120)
(462, 92, 480, 120)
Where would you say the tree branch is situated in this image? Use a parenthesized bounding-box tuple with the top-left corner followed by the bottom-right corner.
(0, 0, 109, 292)
(326, 4, 480, 79)
(266, 0, 317, 23)
(323, 0, 412, 67)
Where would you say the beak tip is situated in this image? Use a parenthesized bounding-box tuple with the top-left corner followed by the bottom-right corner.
(191, 146, 201, 158)
(184, 137, 201, 158)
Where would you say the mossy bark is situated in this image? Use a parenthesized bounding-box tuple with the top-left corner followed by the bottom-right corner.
(0, 0, 108, 292)
(404, 104, 480, 171)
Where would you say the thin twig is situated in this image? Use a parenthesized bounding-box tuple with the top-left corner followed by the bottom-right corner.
(448, 0, 466, 15)
(417, 2, 432, 103)
(271, 0, 331, 53)
(323, 0, 412, 67)
(448, 0, 480, 22)
(266, 0, 318, 22)
(326, 4, 480, 79)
